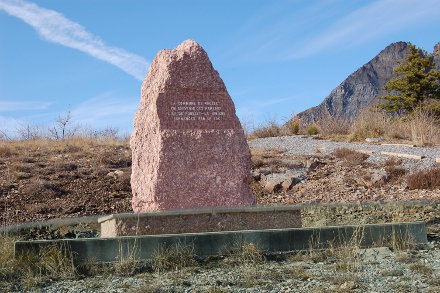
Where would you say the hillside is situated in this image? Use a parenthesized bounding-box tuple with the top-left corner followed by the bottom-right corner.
(298, 41, 440, 123)
(1, 138, 440, 226)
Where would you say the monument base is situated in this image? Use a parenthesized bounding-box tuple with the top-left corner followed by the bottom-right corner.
(98, 206, 302, 237)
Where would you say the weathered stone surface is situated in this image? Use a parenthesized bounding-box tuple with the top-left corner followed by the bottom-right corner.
(131, 40, 254, 212)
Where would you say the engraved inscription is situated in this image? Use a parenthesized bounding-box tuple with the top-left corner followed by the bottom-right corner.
(170, 100, 225, 121)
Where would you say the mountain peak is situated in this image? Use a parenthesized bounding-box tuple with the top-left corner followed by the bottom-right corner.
(298, 42, 412, 123)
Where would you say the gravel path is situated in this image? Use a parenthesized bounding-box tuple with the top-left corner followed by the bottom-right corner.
(248, 136, 440, 172)
(35, 243, 440, 293)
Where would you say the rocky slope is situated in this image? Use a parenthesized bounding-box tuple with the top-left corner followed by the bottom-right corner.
(298, 41, 440, 123)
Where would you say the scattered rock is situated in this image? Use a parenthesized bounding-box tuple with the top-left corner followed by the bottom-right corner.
(366, 137, 384, 143)
(359, 247, 393, 262)
(261, 171, 306, 193)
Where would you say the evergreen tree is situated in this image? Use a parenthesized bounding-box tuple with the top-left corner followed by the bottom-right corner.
(381, 43, 440, 115)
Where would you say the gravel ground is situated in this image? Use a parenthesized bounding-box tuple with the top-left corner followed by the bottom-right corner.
(37, 242, 440, 292)
(248, 136, 440, 172)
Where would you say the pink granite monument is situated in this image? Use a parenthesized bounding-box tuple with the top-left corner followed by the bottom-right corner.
(130, 40, 255, 212)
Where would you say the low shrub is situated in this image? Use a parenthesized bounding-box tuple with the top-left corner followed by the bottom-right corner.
(287, 115, 300, 135)
(306, 124, 319, 136)
(385, 165, 406, 183)
(407, 168, 440, 190)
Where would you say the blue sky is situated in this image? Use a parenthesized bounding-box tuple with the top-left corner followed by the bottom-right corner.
(1, 0, 440, 137)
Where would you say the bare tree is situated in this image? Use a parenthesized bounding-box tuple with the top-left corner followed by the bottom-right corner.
(49, 110, 78, 140)
(0, 129, 10, 141)
(16, 123, 41, 140)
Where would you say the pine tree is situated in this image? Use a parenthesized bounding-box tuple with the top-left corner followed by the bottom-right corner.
(381, 43, 440, 115)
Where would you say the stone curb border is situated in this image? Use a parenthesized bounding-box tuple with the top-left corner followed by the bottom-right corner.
(0, 215, 101, 235)
(381, 151, 425, 160)
(15, 222, 427, 264)
(381, 143, 416, 147)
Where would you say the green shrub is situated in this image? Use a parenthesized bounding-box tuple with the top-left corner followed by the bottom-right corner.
(306, 124, 319, 136)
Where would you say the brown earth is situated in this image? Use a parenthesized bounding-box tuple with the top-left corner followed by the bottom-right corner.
(1, 139, 440, 226)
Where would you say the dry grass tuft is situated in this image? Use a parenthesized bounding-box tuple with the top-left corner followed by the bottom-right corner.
(1, 236, 76, 289)
(0, 144, 15, 157)
(151, 242, 196, 272)
(315, 115, 350, 136)
(350, 108, 388, 141)
(113, 240, 140, 276)
(290, 267, 310, 280)
(409, 263, 433, 275)
(385, 165, 406, 183)
(350, 106, 440, 145)
(409, 107, 440, 146)
(249, 123, 281, 139)
(407, 168, 440, 190)
(287, 115, 300, 135)
(0, 235, 16, 283)
(333, 226, 365, 273)
(237, 243, 265, 266)
(333, 147, 368, 166)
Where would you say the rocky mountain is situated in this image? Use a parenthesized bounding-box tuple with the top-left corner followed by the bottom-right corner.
(298, 41, 440, 123)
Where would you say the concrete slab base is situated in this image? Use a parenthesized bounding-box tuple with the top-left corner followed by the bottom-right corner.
(15, 221, 427, 264)
(98, 206, 302, 237)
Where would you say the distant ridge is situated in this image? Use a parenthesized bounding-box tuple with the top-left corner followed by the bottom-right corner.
(298, 41, 440, 123)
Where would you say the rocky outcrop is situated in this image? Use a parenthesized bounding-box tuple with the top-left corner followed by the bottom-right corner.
(298, 41, 440, 123)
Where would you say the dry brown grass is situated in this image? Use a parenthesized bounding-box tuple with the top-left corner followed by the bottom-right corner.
(151, 242, 196, 273)
(0, 144, 16, 157)
(1, 235, 76, 290)
(385, 166, 406, 184)
(314, 115, 350, 136)
(237, 243, 265, 266)
(249, 123, 281, 139)
(407, 168, 440, 190)
(409, 107, 440, 146)
(350, 108, 389, 141)
(350, 107, 440, 145)
(409, 263, 433, 275)
(333, 147, 369, 166)
(0, 235, 16, 283)
(287, 114, 300, 135)
(383, 158, 406, 184)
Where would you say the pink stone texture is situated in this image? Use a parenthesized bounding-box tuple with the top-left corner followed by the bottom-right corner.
(131, 40, 255, 212)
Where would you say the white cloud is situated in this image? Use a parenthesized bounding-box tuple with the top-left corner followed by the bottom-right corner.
(71, 92, 138, 129)
(0, 115, 22, 136)
(289, 0, 440, 59)
(0, 0, 149, 80)
(0, 100, 52, 112)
